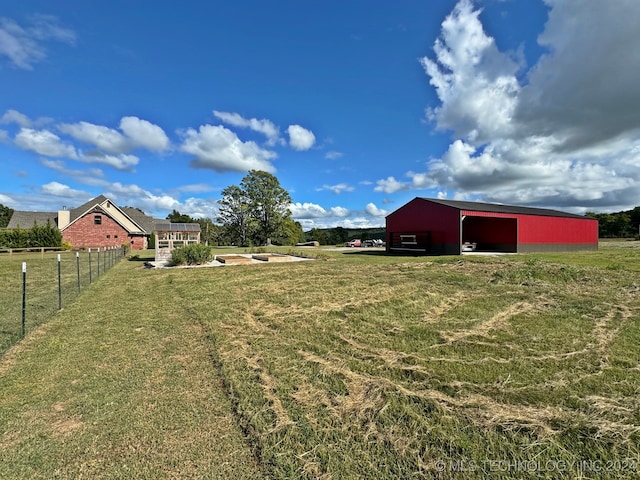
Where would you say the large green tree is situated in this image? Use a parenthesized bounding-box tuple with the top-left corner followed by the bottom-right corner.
(241, 170, 292, 245)
(217, 170, 293, 246)
(217, 185, 254, 246)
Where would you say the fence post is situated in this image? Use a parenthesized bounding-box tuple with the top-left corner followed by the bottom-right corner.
(57, 254, 62, 310)
(103, 246, 106, 272)
(97, 248, 100, 277)
(76, 251, 80, 293)
(21, 262, 26, 337)
(89, 248, 92, 283)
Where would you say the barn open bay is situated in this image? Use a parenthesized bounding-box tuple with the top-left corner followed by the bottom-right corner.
(0, 243, 639, 478)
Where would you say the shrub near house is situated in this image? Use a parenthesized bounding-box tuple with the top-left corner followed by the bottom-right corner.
(170, 244, 213, 266)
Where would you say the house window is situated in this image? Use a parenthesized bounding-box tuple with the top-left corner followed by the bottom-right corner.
(115, 235, 118, 239)
(94, 215, 102, 225)
(107, 235, 111, 239)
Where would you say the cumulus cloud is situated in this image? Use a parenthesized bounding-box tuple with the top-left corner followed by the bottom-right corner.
(181, 124, 277, 173)
(213, 111, 281, 145)
(119, 116, 170, 151)
(289, 202, 357, 229)
(14, 128, 78, 158)
(365, 203, 388, 217)
(287, 125, 316, 151)
(289, 202, 350, 219)
(388, 0, 640, 210)
(41, 181, 87, 198)
(58, 116, 169, 154)
(0, 15, 75, 69)
(374, 176, 409, 194)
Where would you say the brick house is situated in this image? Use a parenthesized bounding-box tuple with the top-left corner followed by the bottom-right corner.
(8, 195, 158, 251)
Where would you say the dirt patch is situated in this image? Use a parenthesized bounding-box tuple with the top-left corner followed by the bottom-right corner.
(215, 255, 254, 265)
(252, 253, 292, 262)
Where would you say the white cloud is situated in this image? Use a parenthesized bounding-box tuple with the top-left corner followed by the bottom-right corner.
(181, 124, 277, 173)
(374, 176, 408, 194)
(119, 116, 170, 151)
(317, 183, 354, 194)
(58, 121, 127, 153)
(287, 125, 316, 151)
(289, 202, 331, 219)
(41, 181, 87, 198)
(40, 159, 106, 186)
(58, 116, 169, 154)
(330, 206, 350, 217)
(180, 197, 219, 219)
(0, 130, 7, 143)
(0, 15, 75, 70)
(213, 111, 281, 145)
(289, 202, 351, 219)
(176, 183, 215, 193)
(365, 203, 388, 217)
(405, 0, 640, 210)
(0, 193, 15, 206)
(325, 150, 343, 160)
(81, 151, 139, 171)
(290, 202, 369, 229)
(1, 109, 31, 127)
(14, 128, 78, 158)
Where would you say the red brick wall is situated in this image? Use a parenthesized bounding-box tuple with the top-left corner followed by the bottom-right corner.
(62, 213, 147, 250)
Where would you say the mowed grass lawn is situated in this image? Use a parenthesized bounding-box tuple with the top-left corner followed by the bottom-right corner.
(1, 242, 639, 479)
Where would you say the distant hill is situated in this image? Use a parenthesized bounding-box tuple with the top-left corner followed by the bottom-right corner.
(304, 227, 385, 245)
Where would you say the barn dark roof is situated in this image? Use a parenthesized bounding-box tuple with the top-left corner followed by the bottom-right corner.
(418, 198, 593, 220)
(7, 211, 58, 229)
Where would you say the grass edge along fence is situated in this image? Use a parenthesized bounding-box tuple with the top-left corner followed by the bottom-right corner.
(1, 246, 126, 356)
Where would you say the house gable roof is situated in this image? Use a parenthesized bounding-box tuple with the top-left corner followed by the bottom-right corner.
(7, 194, 185, 236)
(7, 211, 58, 229)
(63, 196, 151, 234)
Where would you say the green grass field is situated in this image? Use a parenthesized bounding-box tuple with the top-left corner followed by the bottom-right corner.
(1, 242, 639, 478)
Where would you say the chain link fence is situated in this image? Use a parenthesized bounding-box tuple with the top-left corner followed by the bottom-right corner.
(0, 247, 125, 356)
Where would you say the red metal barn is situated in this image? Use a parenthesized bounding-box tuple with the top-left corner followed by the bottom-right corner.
(385, 198, 598, 255)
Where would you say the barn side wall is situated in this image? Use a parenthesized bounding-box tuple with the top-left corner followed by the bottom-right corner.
(517, 215, 599, 246)
(461, 209, 598, 253)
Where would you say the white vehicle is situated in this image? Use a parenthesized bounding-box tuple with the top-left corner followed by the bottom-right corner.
(461, 242, 477, 252)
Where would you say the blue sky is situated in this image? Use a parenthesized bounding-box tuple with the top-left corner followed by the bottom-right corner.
(1, 0, 639, 229)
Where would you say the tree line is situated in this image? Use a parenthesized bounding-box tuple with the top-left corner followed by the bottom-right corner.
(586, 207, 640, 238)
